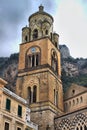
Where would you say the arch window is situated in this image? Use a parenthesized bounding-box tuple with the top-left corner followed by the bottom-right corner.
(73, 100, 75, 106)
(54, 89, 56, 105)
(84, 125, 87, 130)
(76, 125, 87, 130)
(27, 86, 37, 104)
(26, 47, 40, 68)
(33, 86, 37, 103)
(45, 30, 48, 35)
(51, 50, 58, 73)
(55, 42, 57, 48)
(25, 35, 28, 42)
(33, 29, 38, 39)
(77, 98, 79, 104)
(56, 91, 58, 107)
(28, 53, 40, 67)
(80, 96, 83, 103)
(54, 89, 58, 107)
(28, 87, 31, 104)
(72, 89, 75, 95)
(80, 126, 82, 130)
(76, 127, 79, 130)
(69, 101, 71, 107)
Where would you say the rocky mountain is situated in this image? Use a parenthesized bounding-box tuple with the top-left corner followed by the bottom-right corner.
(60, 45, 87, 77)
(59, 45, 71, 59)
(0, 53, 18, 92)
(0, 45, 87, 92)
(59, 45, 87, 91)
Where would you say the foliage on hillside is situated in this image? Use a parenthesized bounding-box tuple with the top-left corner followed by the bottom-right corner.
(0, 53, 19, 92)
(61, 69, 87, 92)
(0, 53, 18, 70)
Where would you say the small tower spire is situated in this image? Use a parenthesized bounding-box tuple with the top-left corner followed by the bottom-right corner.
(39, 4, 44, 12)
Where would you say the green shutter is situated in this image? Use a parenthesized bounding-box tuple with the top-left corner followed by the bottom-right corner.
(6, 99, 11, 111)
(18, 105, 22, 117)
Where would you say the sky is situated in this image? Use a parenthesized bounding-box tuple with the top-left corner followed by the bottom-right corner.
(0, 0, 87, 58)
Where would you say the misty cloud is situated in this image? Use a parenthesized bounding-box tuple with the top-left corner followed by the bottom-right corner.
(0, 0, 33, 56)
(0, 0, 87, 58)
(0, 0, 58, 56)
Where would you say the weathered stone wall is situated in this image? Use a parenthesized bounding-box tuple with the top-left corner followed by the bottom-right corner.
(30, 109, 56, 130)
(16, 70, 63, 108)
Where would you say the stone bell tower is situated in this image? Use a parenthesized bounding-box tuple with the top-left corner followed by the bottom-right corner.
(16, 5, 64, 130)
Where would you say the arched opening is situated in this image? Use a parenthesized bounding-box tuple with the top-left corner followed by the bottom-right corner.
(84, 125, 87, 130)
(77, 98, 79, 104)
(45, 30, 48, 35)
(33, 29, 38, 39)
(73, 100, 75, 106)
(25, 35, 28, 42)
(51, 50, 58, 73)
(72, 89, 75, 95)
(46, 125, 50, 130)
(80, 96, 83, 103)
(26, 47, 41, 68)
(54, 89, 56, 105)
(55, 42, 57, 48)
(53, 90, 58, 107)
(76, 127, 79, 130)
(33, 85, 37, 103)
(80, 126, 82, 130)
(69, 101, 71, 107)
(28, 87, 31, 104)
(56, 91, 58, 107)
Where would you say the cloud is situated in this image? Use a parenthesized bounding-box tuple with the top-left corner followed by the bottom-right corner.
(0, 0, 33, 56)
(82, 0, 87, 3)
(0, 0, 87, 58)
(54, 0, 87, 58)
(40, 0, 58, 13)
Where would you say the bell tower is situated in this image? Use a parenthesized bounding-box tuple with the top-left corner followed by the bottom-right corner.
(16, 5, 64, 130)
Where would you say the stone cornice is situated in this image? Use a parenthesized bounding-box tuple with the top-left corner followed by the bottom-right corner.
(3, 87, 27, 105)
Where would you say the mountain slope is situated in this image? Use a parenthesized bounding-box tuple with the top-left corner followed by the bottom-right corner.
(0, 45, 87, 92)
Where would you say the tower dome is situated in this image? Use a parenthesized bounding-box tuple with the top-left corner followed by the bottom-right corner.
(28, 5, 54, 41)
(29, 5, 54, 22)
(22, 5, 59, 49)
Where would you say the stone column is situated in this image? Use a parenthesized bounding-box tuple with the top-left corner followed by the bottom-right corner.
(35, 55, 36, 66)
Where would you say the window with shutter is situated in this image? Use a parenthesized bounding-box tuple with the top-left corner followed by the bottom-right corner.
(6, 98, 11, 111)
(18, 105, 22, 117)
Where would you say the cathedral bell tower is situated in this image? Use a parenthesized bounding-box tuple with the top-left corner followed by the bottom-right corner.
(16, 5, 64, 130)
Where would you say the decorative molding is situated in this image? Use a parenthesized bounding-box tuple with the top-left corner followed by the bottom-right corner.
(3, 88, 27, 105)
